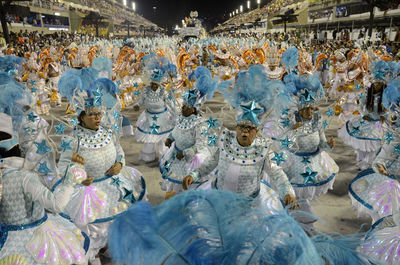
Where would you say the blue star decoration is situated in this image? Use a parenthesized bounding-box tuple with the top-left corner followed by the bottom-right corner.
(385, 132, 394, 144)
(59, 139, 72, 152)
(271, 152, 286, 166)
(38, 161, 52, 174)
(359, 93, 365, 99)
(28, 112, 37, 122)
(351, 126, 360, 135)
(161, 162, 171, 176)
(183, 89, 197, 107)
(279, 136, 293, 150)
(113, 124, 120, 133)
(116, 81, 121, 87)
(55, 122, 66, 135)
(208, 135, 218, 146)
(150, 123, 160, 134)
(359, 120, 366, 126)
(152, 115, 158, 121)
(394, 144, 400, 155)
(300, 89, 315, 105)
(111, 177, 123, 186)
(122, 188, 136, 204)
(280, 118, 290, 128)
(206, 117, 219, 130)
(301, 167, 317, 184)
(302, 157, 311, 165)
(92, 87, 103, 106)
(34, 140, 51, 155)
(282, 108, 290, 115)
(70, 118, 78, 126)
(112, 110, 121, 120)
(134, 90, 141, 96)
(30, 80, 36, 86)
(322, 120, 328, 129)
(326, 108, 334, 117)
(239, 101, 263, 126)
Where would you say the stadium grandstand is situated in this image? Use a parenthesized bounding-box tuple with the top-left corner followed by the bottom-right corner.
(1, 0, 160, 38)
(212, 0, 400, 41)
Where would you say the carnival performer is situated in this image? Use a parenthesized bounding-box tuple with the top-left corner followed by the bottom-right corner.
(182, 65, 297, 212)
(55, 67, 146, 265)
(279, 72, 338, 227)
(348, 77, 400, 224)
(134, 55, 176, 162)
(0, 113, 90, 265)
(159, 66, 217, 197)
(338, 60, 387, 170)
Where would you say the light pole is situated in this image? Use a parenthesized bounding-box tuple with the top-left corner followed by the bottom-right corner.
(132, 2, 136, 11)
(247, 1, 250, 10)
(240, 5, 243, 13)
(236, 9, 239, 15)
(257, 0, 261, 9)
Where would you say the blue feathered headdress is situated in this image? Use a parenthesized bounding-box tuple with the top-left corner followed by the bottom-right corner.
(92, 56, 113, 78)
(0, 72, 33, 130)
(0, 55, 25, 74)
(108, 190, 372, 265)
(282, 47, 299, 73)
(372, 60, 389, 82)
(286, 73, 324, 107)
(184, 66, 217, 108)
(143, 53, 170, 83)
(58, 67, 101, 111)
(383, 78, 400, 112)
(219, 65, 285, 126)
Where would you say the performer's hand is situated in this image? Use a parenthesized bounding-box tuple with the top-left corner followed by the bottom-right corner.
(72, 152, 85, 165)
(328, 137, 335, 148)
(376, 164, 389, 176)
(284, 194, 299, 210)
(133, 105, 140, 112)
(293, 122, 303, 130)
(176, 151, 184, 160)
(362, 115, 371, 121)
(82, 176, 94, 186)
(165, 138, 173, 148)
(106, 162, 122, 176)
(182, 175, 194, 190)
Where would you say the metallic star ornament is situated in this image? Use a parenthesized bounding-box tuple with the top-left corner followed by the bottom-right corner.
(28, 112, 37, 122)
(279, 136, 293, 150)
(70, 118, 78, 126)
(122, 188, 136, 204)
(394, 144, 400, 155)
(183, 89, 197, 107)
(282, 108, 290, 115)
(152, 115, 158, 121)
(112, 110, 121, 120)
(34, 140, 51, 155)
(359, 120, 366, 126)
(280, 118, 290, 128)
(322, 120, 328, 129)
(149, 123, 160, 134)
(134, 90, 141, 96)
(385, 132, 394, 144)
(239, 101, 263, 126)
(302, 157, 311, 165)
(161, 162, 171, 176)
(59, 139, 73, 152)
(326, 108, 334, 117)
(38, 161, 52, 175)
(301, 167, 317, 184)
(300, 89, 315, 105)
(359, 93, 365, 99)
(351, 126, 360, 135)
(30, 80, 36, 86)
(206, 117, 219, 130)
(271, 152, 286, 166)
(111, 177, 123, 186)
(92, 87, 103, 106)
(208, 135, 218, 146)
(55, 122, 66, 135)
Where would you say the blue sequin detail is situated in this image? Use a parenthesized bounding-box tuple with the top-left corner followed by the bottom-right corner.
(136, 127, 173, 135)
(291, 173, 335, 188)
(146, 108, 167, 115)
(345, 121, 381, 141)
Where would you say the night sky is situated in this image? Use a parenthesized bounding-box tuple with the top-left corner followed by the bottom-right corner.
(134, 0, 263, 31)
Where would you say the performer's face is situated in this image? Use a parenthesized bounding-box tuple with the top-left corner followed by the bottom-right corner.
(236, 124, 258, 147)
(151, 82, 159, 91)
(182, 104, 195, 117)
(82, 107, 102, 130)
(299, 107, 315, 120)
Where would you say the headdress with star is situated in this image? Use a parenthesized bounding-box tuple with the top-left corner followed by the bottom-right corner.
(372, 60, 389, 83)
(383, 78, 400, 127)
(285, 73, 324, 108)
(142, 53, 173, 84)
(184, 66, 217, 109)
(218, 65, 286, 126)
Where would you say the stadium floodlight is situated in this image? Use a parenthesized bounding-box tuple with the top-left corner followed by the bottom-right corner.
(123, 0, 126, 6)
(240, 5, 243, 13)
(247, 1, 250, 9)
(236, 9, 239, 14)
(257, 0, 261, 4)
(54, 12, 60, 16)
(132, 2, 136, 11)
